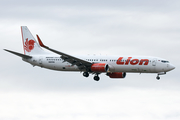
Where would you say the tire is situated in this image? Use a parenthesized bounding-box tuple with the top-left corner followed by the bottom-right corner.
(94, 76, 100, 81)
(83, 72, 89, 77)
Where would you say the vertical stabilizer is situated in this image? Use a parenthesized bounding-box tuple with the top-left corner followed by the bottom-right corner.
(21, 26, 47, 55)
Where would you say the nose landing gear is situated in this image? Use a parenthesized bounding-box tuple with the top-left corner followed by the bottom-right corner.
(156, 72, 166, 80)
(156, 75, 160, 80)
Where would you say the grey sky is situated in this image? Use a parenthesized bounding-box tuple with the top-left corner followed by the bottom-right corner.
(0, 0, 180, 120)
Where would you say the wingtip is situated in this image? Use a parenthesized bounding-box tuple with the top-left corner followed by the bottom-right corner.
(36, 34, 46, 47)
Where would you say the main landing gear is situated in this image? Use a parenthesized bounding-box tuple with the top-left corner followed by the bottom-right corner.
(93, 75, 100, 81)
(82, 72, 100, 81)
(83, 72, 89, 77)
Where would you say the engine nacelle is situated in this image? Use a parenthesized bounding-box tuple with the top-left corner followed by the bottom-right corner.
(107, 64, 115, 72)
(107, 72, 126, 78)
(91, 63, 108, 72)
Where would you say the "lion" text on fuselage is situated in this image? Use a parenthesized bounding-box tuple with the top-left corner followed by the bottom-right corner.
(116, 57, 149, 65)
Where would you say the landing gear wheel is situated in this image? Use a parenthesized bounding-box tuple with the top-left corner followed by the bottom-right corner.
(156, 76, 160, 80)
(83, 72, 89, 77)
(94, 76, 100, 81)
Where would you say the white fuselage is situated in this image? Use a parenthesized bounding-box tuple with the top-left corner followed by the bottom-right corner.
(23, 55, 174, 73)
(5, 26, 175, 80)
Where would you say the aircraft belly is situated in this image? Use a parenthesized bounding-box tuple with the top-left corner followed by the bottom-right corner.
(43, 61, 79, 71)
(115, 65, 153, 73)
(138, 65, 150, 73)
(115, 65, 138, 72)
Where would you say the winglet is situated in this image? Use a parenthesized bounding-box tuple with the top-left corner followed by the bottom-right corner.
(36, 34, 47, 48)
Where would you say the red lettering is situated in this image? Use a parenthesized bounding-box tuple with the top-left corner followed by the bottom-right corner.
(116, 57, 149, 65)
(125, 57, 132, 65)
(130, 59, 139, 65)
(139, 59, 149, 65)
(116, 57, 124, 65)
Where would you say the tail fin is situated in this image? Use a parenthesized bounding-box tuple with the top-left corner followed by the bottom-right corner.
(21, 26, 47, 55)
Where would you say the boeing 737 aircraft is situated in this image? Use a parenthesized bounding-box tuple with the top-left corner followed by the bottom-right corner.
(4, 26, 175, 81)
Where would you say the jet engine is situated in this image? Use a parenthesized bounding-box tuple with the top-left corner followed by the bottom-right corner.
(91, 63, 108, 72)
(107, 72, 126, 78)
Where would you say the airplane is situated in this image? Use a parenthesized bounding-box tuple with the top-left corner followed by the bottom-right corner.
(4, 26, 175, 81)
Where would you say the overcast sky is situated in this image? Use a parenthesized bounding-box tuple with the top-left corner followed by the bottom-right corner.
(0, 0, 180, 120)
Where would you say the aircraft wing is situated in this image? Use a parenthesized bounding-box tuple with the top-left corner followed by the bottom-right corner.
(4, 49, 32, 59)
(36, 35, 92, 71)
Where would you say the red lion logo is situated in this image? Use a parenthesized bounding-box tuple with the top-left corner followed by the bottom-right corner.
(24, 38, 35, 52)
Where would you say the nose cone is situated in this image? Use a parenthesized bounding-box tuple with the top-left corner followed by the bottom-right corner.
(169, 64, 175, 71)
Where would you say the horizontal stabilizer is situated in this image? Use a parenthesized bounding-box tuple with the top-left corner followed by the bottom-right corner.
(4, 49, 32, 59)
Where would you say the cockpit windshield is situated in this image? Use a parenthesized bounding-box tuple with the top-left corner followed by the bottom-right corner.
(161, 60, 169, 63)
